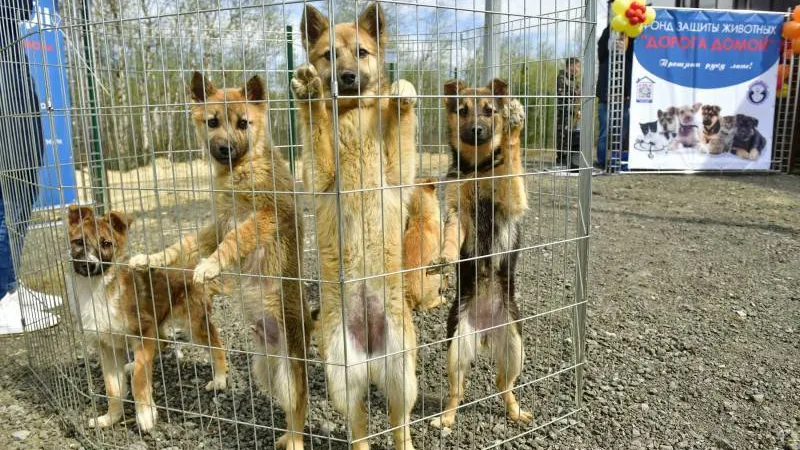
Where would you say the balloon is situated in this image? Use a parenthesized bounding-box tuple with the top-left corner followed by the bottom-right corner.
(625, 23, 644, 38)
(793, 5, 800, 23)
(626, 9, 635, 18)
(782, 21, 800, 40)
(793, 37, 800, 54)
(644, 8, 656, 25)
(612, 15, 628, 32)
(612, 0, 632, 16)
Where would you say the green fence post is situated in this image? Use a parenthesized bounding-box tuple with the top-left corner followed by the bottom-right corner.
(79, 0, 106, 214)
(286, 25, 297, 176)
(389, 62, 396, 83)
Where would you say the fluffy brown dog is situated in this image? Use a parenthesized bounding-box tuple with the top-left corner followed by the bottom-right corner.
(292, 3, 418, 449)
(66, 205, 227, 433)
(130, 74, 310, 449)
(403, 178, 447, 311)
(429, 79, 531, 430)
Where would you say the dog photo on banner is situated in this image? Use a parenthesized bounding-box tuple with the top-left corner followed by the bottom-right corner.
(628, 8, 784, 171)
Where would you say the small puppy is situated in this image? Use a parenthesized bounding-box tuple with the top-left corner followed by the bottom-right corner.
(671, 103, 702, 150)
(429, 79, 531, 430)
(130, 73, 310, 449)
(66, 205, 227, 432)
(708, 115, 736, 155)
(731, 114, 767, 160)
(293, 3, 418, 449)
(403, 178, 447, 311)
(657, 107, 678, 141)
(701, 105, 721, 144)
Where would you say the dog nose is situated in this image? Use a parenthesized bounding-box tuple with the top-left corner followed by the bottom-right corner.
(339, 71, 357, 86)
(471, 126, 484, 137)
(216, 145, 231, 157)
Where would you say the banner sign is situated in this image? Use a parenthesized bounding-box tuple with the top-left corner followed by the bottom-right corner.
(628, 8, 784, 171)
(21, 0, 77, 207)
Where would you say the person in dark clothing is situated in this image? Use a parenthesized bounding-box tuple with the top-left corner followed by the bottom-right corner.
(0, 0, 60, 334)
(596, 13, 635, 171)
(555, 57, 581, 170)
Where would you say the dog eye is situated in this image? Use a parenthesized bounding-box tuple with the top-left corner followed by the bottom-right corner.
(70, 239, 84, 246)
(323, 50, 331, 60)
(100, 239, 113, 249)
(358, 48, 369, 58)
(458, 107, 468, 117)
(207, 117, 219, 128)
(237, 119, 248, 130)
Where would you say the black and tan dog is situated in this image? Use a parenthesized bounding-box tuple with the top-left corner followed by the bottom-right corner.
(130, 74, 310, 449)
(731, 114, 767, 160)
(428, 79, 531, 430)
(700, 105, 721, 146)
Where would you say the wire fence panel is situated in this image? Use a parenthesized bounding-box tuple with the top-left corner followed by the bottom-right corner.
(1, 1, 594, 448)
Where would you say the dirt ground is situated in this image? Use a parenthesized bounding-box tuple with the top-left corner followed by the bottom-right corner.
(1, 172, 798, 450)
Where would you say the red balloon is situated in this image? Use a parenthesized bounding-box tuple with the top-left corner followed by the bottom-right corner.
(626, 9, 635, 18)
(630, 16, 642, 25)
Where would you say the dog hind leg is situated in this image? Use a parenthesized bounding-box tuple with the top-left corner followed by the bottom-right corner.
(489, 324, 532, 424)
(430, 314, 477, 430)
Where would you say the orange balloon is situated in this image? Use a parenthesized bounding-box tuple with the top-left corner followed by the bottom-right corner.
(793, 6, 800, 23)
(794, 37, 800, 54)
(783, 21, 800, 40)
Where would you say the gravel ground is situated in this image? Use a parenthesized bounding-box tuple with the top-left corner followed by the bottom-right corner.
(1, 173, 798, 450)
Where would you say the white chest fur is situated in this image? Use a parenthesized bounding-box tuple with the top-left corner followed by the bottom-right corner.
(66, 271, 126, 342)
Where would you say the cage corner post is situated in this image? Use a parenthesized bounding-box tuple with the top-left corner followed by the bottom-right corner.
(573, 0, 597, 411)
(78, 0, 107, 213)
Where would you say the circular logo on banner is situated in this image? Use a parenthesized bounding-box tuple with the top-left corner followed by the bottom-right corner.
(747, 81, 768, 104)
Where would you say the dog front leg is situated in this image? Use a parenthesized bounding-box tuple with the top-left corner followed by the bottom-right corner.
(193, 209, 277, 284)
(89, 343, 128, 428)
(383, 79, 418, 188)
(292, 64, 336, 194)
(496, 100, 528, 218)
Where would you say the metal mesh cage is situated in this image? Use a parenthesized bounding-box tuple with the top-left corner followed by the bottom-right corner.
(0, 0, 594, 448)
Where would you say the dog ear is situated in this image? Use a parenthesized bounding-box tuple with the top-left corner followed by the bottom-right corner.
(67, 205, 93, 225)
(443, 79, 465, 97)
(190, 72, 216, 102)
(657, 110, 664, 119)
(443, 80, 465, 110)
(487, 78, 509, 97)
(692, 102, 702, 112)
(712, 105, 720, 115)
(107, 211, 133, 234)
(357, 2, 387, 47)
(242, 75, 266, 103)
(752, 117, 759, 127)
(300, 5, 329, 51)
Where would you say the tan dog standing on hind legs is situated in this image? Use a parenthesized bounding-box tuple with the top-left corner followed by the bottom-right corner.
(130, 73, 310, 449)
(294, 3, 418, 449)
(65, 205, 227, 433)
(428, 79, 531, 430)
